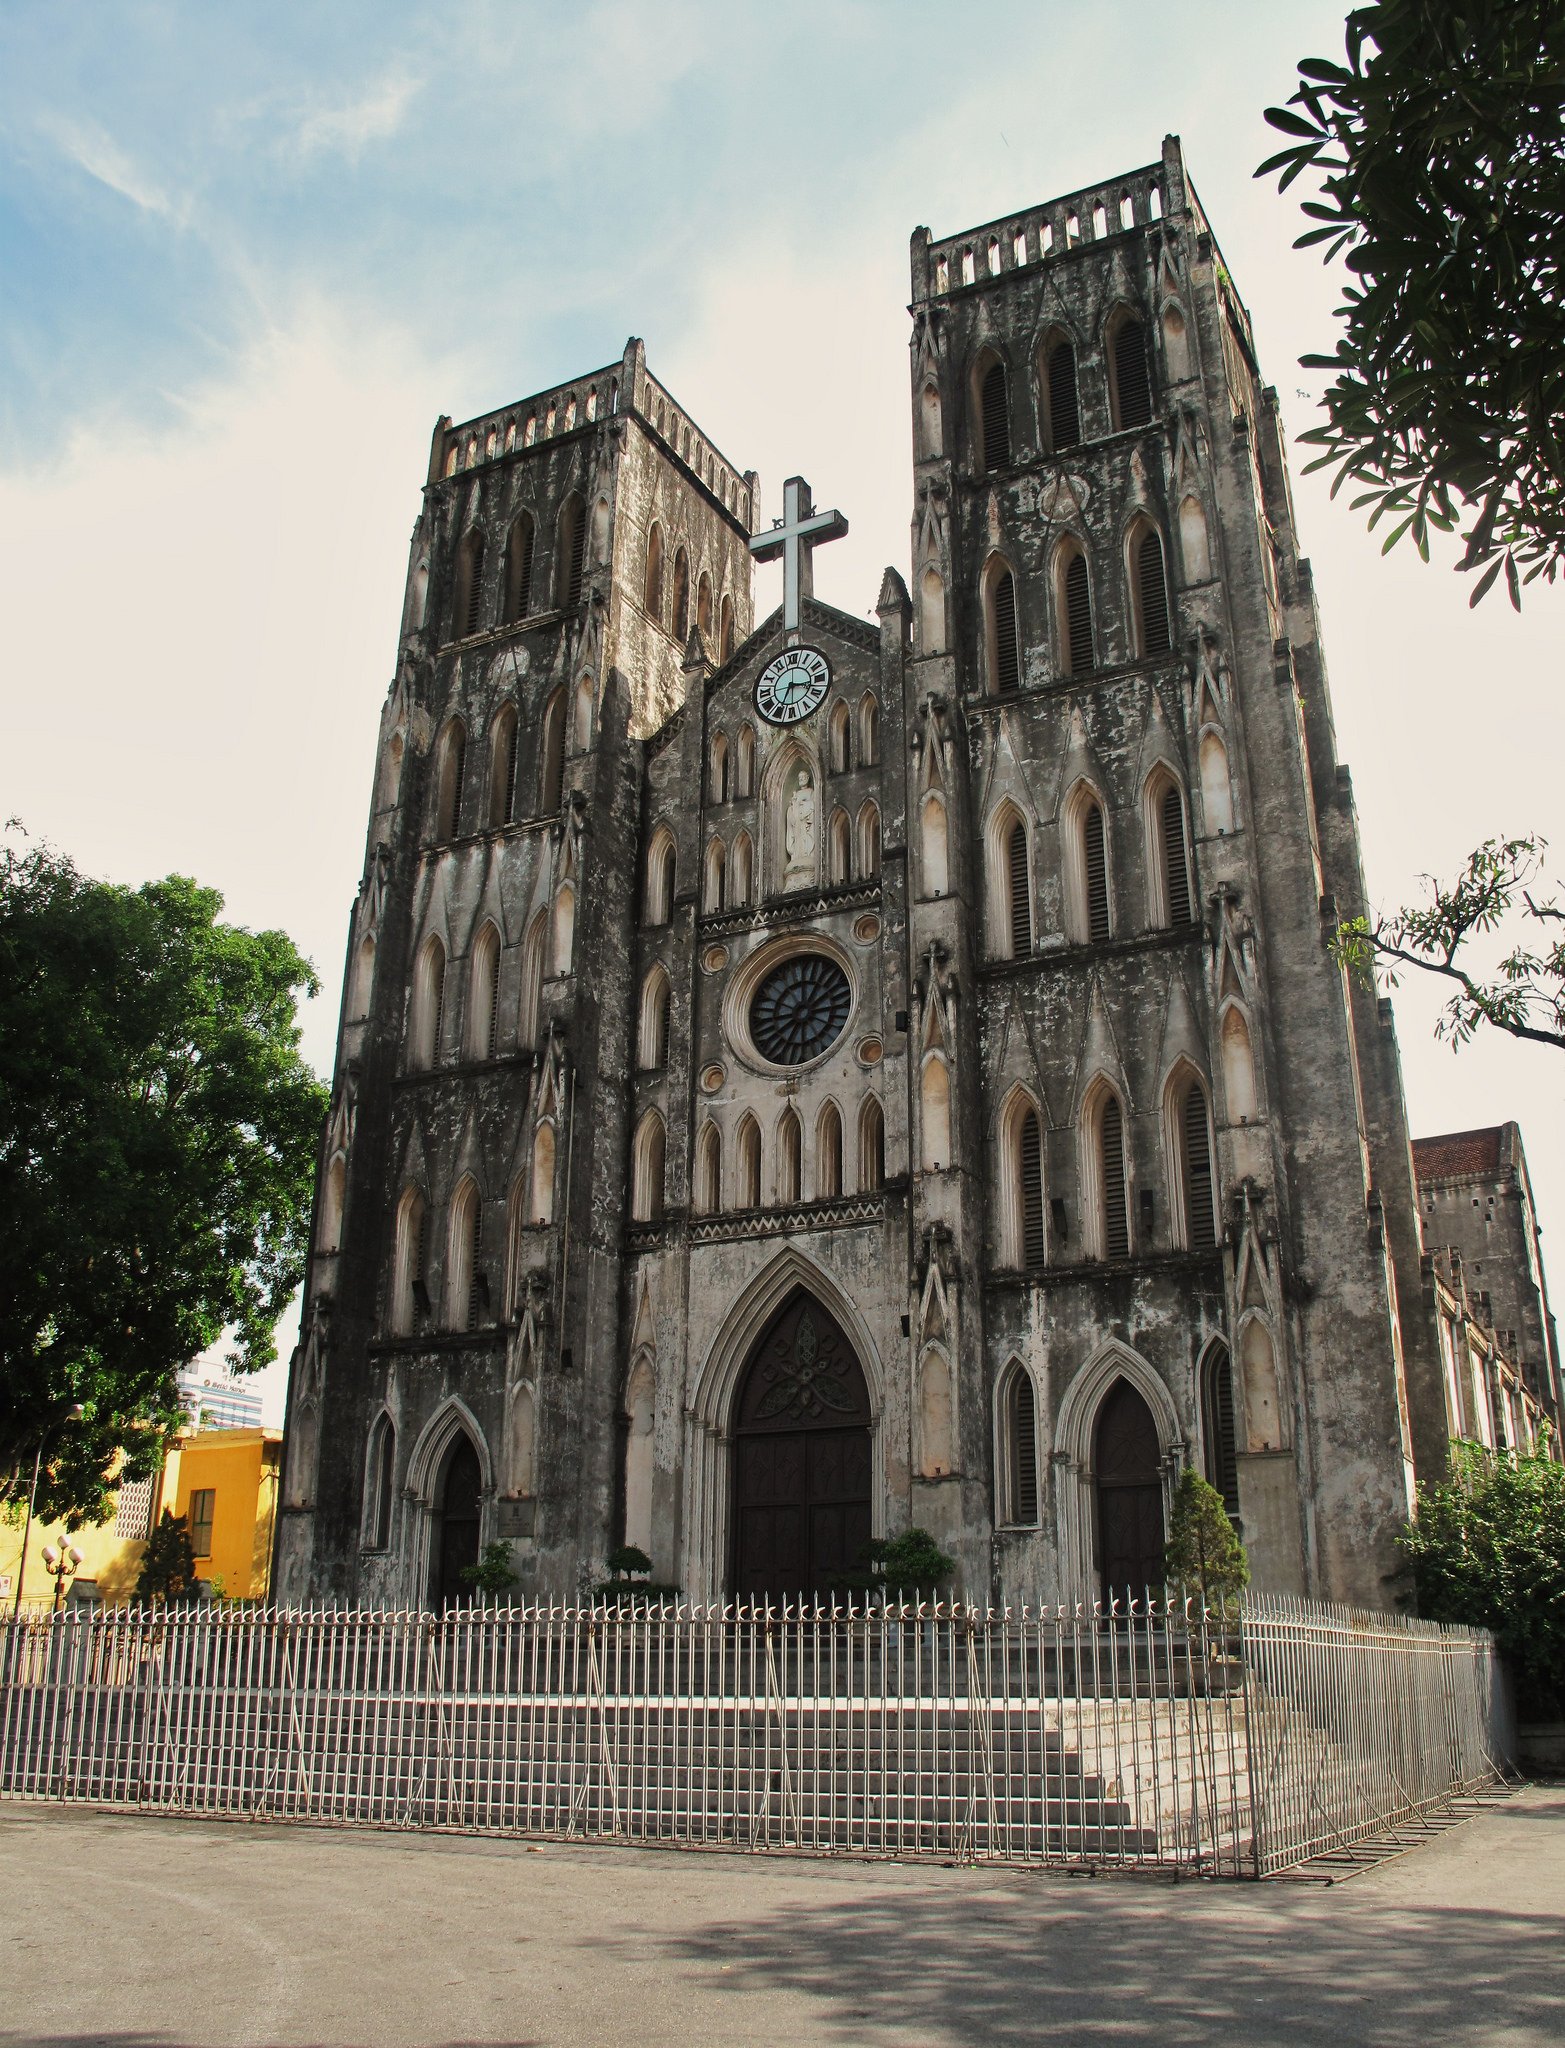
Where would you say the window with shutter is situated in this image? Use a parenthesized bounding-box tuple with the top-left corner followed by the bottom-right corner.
(1113, 318, 1153, 430)
(1007, 820, 1031, 956)
(1084, 803, 1110, 942)
(505, 517, 535, 623)
(1019, 1111, 1046, 1269)
(1202, 1344, 1240, 1520)
(564, 500, 587, 609)
(486, 940, 501, 1058)
(428, 958, 446, 1066)
(1101, 1096, 1130, 1257)
(1009, 1371, 1039, 1522)
(1183, 1083, 1216, 1249)
(1047, 341, 1081, 449)
(503, 715, 520, 825)
(993, 569, 1021, 694)
(1064, 552, 1094, 673)
(671, 550, 689, 642)
(1162, 783, 1194, 927)
(980, 360, 1010, 472)
(539, 692, 565, 815)
(1137, 529, 1172, 656)
(466, 1206, 483, 1330)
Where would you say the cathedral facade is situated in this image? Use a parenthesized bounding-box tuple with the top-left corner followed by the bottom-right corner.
(278, 137, 1482, 1612)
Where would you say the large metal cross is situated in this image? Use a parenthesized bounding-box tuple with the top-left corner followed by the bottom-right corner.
(749, 475, 848, 636)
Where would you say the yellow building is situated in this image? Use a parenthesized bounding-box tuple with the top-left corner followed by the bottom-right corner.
(1, 1428, 282, 1608)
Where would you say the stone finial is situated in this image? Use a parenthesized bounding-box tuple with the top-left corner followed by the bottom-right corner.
(876, 566, 911, 617)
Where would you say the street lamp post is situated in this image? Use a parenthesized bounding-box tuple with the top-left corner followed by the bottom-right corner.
(9, 1404, 85, 1620)
(40, 1541, 85, 1615)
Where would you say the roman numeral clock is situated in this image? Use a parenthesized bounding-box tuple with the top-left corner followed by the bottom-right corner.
(755, 645, 831, 725)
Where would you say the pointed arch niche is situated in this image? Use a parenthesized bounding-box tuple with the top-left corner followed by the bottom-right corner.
(1053, 1343, 1181, 1599)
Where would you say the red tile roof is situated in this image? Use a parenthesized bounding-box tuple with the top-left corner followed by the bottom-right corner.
(1412, 1127, 1507, 1183)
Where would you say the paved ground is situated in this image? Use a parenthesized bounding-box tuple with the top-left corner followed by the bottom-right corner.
(0, 1789, 1561, 2046)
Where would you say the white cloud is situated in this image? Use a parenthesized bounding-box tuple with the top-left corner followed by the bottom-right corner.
(292, 72, 420, 163)
(41, 114, 190, 226)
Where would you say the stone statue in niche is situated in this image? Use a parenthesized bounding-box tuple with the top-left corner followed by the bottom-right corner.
(784, 768, 815, 885)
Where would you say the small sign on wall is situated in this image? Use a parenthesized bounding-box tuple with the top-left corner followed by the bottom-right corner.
(495, 1498, 535, 1539)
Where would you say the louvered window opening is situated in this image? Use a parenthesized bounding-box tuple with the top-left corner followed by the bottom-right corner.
(1007, 821, 1031, 957)
(462, 543, 485, 639)
(1010, 1372, 1039, 1523)
(413, 1210, 429, 1287)
(465, 1209, 483, 1330)
(672, 557, 690, 643)
(862, 1104, 885, 1190)
(1204, 1348, 1240, 1519)
(1064, 553, 1094, 673)
(372, 1427, 395, 1547)
(1047, 342, 1081, 450)
(656, 987, 671, 1071)
(444, 735, 466, 839)
(429, 967, 446, 1066)
(993, 570, 1021, 695)
(1114, 320, 1153, 430)
(564, 503, 588, 610)
(1019, 1112, 1046, 1269)
(1137, 531, 1172, 657)
(1183, 1085, 1216, 1250)
(1100, 1097, 1130, 1258)
(507, 522, 535, 623)
(503, 719, 520, 825)
(820, 1111, 842, 1199)
(980, 361, 1011, 472)
(1161, 783, 1194, 926)
(739, 1127, 761, 1209)
(540, 706, 565, 816)
(779, 1115, 802, 1205)
(486, 944, 501, 1059)
(1084, 804, 1110, 943)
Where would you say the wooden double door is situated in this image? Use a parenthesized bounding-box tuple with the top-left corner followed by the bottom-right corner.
(732, 1290, 872, 1602)
(1094, 1378, 1166, 1604)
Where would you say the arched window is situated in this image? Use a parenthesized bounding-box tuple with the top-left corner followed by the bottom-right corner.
(1132, 525, 1172, 657)
(452, 530, 485, 640)
(557, 494, 587, 610)
(624, 1358, 655, 1556)
(1004, 812, 1032, 957)
(1041, 334, 1081, 451)
(645, 829, 676, 925)
(920, 567, 947, 654)
(710, 732, 729, 803)
(1171, 1071, 1217, 1250)
(978, 355, 1011, 472)
(987, 559, 1021, 695)
(410, 936, 446, 1068)
(856, 801, 881, 881)
(467, 923, 501, 1061)
(1221, 1005, 1258, 1122)
(921, 793, 950, 897)
(447, 1176, 483, 1330)
(538, 689, 566, 815)
(320, 1153, 346, 1253)
(670, 548, 690, 643)
(731, 831, 753, 906)
(503, 513, 535, 624)
(921, 1055, 952, 1171)
(693, 1121, 722, 1214)
(349, 934, 376, 1018)
(1109, 312, 1153, 430)
(703, 838, 726, 912)
(859, 1096, 886, 1191)
(776, 1107, 802, 1205)
(734, 724, 755, 798)
(519, 911, 546, 1046)
(435, 721, 467, 841)
(364, 1413, 396, 1548)
(1065, 788, 1112, 945)
(1201, 1343, 1240, 1521)
(858, 694, 879, 768)
(1088, 1088, 1132, 1259)
(489, 704, 519, 827)
(828, 808, 852, 886)
(530, 1122, 556, 1225)
(828, 700, 851, 775)
(999, 1093, 1047, 1270)
(644, 522, 665, 620)
(736, 1114, 762, 1210)
(632, 1112, 666, 1222)
(816, 1101, 843, 1200)
(1146, 774, 1194, 928)
(719, 593, 735, 665)
(696, 570, 713, 644)
(1058, 545, 1095, 675)
(999, 1364, 1039, 1525)
(638, 965, 671, 1071)
(391, 1186, 427, 1335)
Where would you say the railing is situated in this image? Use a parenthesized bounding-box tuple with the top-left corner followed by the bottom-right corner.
(919, 165, 1166, 302)
(0, 1595, 1502, 1876)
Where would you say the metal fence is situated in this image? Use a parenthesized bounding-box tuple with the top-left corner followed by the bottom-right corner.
(0, 1592, 1504, 1877)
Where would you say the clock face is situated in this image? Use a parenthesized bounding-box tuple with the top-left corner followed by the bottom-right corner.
(755, 646, 831, 726)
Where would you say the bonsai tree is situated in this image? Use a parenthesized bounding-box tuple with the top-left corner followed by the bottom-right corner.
(458, 1541, 519, 1602)
(838, 1526, 958, 1603)
(592, 1544, 679, 1602)
(135, 1511, 197, 1604)
(1164, 1469, 1250, 1615)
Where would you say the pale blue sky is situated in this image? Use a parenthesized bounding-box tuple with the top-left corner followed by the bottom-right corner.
(3, 2, 1561, 1420)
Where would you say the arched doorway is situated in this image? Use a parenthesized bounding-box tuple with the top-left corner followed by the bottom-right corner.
(432, 1435, 482, 1607)
(1094, 1378, 1165, 1604)
(732, 1288, 872, 1601)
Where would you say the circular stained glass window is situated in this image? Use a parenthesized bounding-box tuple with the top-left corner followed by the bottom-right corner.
(749, 954, 851, 1066)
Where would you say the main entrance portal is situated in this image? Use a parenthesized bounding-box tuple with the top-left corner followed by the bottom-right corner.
(731, 1288, 872, 1601)
(1094, 1378, 1166, 1604)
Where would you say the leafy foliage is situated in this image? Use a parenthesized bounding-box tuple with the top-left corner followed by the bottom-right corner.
(1336, 836, 1565, 1051)
(135, 1512, 198, 1604)
(1258, 2, 1565, 604)
(1401, 1437, 1565, 1717)
(591, 1543, 680, 1602)
(837, 1526, 958, 1600)
(1164, 1469, 1250, 1611)
(459, 1541, 520, 1599)
(0, 828, 328, 1524)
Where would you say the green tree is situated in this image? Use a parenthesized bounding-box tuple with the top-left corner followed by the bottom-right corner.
(1164, 1469, 1250, 1612)
(838, 1527, 958, 1602)
(0, 828, 328, 1525)
(1401, 1437, 1565, 1718)
(459, 1541, 520, 1601)
(1259, 1, 1565, 606)
(135, 1511, 198, 1604)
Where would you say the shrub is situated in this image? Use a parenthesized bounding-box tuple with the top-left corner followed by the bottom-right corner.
(1163, 1468, 1250, 1613)
(459, 1541, 519, 1601)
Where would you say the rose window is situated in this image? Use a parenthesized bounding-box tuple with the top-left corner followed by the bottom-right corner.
(748, 955, 851, 1066)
